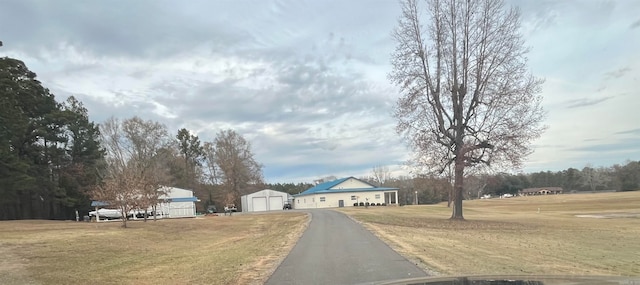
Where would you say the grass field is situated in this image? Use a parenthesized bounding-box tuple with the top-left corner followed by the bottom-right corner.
(0, 212, 308, 285)
(3, 192, 638, 284)
(338, 191, 640, 277)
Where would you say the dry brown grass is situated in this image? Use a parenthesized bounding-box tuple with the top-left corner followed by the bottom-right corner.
(338, 191, 640, 277)
(0, 212, 308, 285)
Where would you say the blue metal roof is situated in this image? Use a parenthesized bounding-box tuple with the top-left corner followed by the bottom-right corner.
(163, 197, 198, 203)
(295, 177, 398, 197)
(90, 201, 109, 207)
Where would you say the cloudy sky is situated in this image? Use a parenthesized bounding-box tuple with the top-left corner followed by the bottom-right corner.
(1, 0, 638, 183)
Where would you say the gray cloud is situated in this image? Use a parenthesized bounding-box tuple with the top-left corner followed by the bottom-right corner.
(615, 128, 640, 136)
(569, 138, 640, 153)
(565, 96, 614, 108)
(604, 67, 632, 79)
(3, 0, 640, 182)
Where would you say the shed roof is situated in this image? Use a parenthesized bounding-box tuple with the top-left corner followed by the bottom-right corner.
(163, 197, 198, 203)
(90, 201, 109, 207)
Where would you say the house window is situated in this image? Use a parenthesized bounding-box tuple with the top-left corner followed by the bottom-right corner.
(320, 197, 326, 202)
(351, 195, 356, 200)
(375, 194, 381, 199)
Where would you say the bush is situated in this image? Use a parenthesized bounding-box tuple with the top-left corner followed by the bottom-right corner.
(365, 202, 370, 207)
(376, 203, 381, 206)
(353, 203, 358, 207)
(381, 203, 386, 206)
(359, 202, 365, 206)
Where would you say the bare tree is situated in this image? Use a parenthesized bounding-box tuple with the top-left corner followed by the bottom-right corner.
(91, 117, 171, 226)
(92, 117, 138, 227)
(214, 129, 263, 205)
(390, 0, 545, 219)
(122, 117, 171, 221)
(202, 142, 221, 186)
(371, 165, 392, 185)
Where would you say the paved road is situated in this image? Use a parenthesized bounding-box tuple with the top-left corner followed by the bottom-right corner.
(266, 210, 427, 285)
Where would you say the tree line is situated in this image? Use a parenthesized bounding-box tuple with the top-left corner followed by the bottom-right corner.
(1, 56, 264, 221)
(358, 161, 640, 207)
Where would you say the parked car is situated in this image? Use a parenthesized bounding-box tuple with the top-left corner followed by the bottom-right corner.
(224, 204, 237, 212)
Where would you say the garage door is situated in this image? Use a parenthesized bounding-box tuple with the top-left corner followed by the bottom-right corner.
(269, 196, 283, 211)
(252, 197, 267, 212)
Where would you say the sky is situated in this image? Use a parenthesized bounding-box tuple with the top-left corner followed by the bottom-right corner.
(1, 0, 639, 183)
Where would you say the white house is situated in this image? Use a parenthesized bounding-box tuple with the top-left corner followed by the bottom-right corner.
(241, 189, 293, 212)
(294, 177, 398, 209)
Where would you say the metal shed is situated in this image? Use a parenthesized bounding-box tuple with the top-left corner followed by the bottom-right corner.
(158, 186, 198, 218)
(241, 189, 292, 212)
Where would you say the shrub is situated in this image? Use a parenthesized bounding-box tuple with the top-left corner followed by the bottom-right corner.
(365, 202, 370, 207)
(376, 203, 381, 206)
(359, 202, 365, 206)
(353, 203, 358, 207)
(381, 203, 386, 206)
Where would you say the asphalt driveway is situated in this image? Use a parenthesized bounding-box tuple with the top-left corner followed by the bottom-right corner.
(265, 209, 428, 285)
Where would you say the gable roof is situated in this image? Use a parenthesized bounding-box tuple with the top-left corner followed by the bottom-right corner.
(295, 176, 397, 197)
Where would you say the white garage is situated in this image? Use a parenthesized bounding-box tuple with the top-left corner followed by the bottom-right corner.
(241, 189, 292, 212)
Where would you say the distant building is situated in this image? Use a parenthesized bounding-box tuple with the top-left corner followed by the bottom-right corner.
(241, 189, 293, 212)
(519, 187, 563, 196)
(294, 177, 398, 209)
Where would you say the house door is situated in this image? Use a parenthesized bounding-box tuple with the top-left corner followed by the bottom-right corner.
(338, 200, 344, 207)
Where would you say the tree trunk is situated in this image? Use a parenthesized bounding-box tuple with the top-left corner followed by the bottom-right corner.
(450, 158, 465, 220)
(120, 206, 128, 228)
(153, 205, 157, 221)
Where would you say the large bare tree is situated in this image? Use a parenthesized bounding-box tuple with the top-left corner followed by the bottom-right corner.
(390, 0, 545, 219)
(371, 165, 392, 186)
(122, 117, 172, 221)
(92, 117, 171, 226)
(214, 129, 263, 206)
